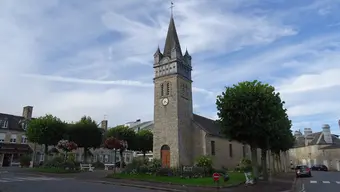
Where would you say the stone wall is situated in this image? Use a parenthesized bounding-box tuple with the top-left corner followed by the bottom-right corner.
(289, 146, 340, 171)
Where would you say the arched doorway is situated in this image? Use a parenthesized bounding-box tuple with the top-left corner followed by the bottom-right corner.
(160, 145, 170, 168)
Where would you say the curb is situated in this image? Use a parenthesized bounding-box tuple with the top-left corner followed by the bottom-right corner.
(86, 179, 244, 192)
(87, 180, 186, 192)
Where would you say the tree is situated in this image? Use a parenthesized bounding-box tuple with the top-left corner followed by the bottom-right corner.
(67, 116, 103, 163)
(106, 125, 137, 150)
(26, 114, 66, 160)
(216, 80, 287, 180)
(106, 125, 137, 169)
(268, 114, 295, 173)
(136, 129, 153, 159)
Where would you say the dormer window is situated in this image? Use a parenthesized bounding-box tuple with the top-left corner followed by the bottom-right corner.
(0, 119, 8, 128)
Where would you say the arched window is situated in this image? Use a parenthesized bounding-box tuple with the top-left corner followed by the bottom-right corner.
(166, 82, 170, 95)
(161, 83, 164, 97)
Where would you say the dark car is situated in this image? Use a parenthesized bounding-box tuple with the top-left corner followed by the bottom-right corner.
(311, 164, 328, 171)
(295, 165, 312, 178)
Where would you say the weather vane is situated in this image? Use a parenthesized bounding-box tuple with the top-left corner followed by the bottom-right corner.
(170, 2, 174, 16)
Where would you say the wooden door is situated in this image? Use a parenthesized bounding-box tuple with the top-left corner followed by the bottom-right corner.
(161, 150, 170, 167)
(161, 145, 170, 168)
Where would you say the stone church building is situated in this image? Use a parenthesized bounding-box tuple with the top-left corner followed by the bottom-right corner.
(151, 15, 264, 169)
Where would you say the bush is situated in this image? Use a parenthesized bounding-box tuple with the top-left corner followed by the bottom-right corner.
(92, 161, 105, 169)
(44, 156, 64, 168)
(19, 155, 31, 167)
(195, 155, 213, 176)
(156, 167, 172, 176)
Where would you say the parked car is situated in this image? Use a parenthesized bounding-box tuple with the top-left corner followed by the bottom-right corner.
(311, 164, 328, 171)
(295, 165, 312, 177)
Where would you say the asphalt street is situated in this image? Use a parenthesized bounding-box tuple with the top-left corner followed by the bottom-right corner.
(297, 170, 340, 192)
(0, 172, 160, 192)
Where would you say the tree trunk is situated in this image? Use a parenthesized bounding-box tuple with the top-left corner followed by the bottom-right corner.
(120, 150, 124, 170)
(84, 147, 88, 163)
(113, 149, 116, 174)
(283, 151, 287, 172)
(250, 146, 259, 180)
(272, 153, 276, 174)
(44, 145, 48, 162)
(261, 149, 268, 181)
(277, 153, 282, 172)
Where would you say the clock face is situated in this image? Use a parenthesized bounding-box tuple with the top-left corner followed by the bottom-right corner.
(162, 98, 169, 106)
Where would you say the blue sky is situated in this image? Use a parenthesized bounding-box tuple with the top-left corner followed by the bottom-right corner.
(1, 0, 340, 135)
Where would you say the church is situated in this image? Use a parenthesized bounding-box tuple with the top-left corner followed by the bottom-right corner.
(151, 14, 254, 169)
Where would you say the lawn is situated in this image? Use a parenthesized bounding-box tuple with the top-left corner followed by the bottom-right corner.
(33, 167, 80, 174)
(107, 172, 245, 187)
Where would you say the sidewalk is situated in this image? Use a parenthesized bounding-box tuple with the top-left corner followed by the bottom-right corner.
(228, 172, 295, 192)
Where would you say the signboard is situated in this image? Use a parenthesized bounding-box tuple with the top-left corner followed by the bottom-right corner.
(213, 172, 220, 181)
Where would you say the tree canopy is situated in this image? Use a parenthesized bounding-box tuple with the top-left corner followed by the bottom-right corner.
(26, 114, 66, 153)
(216, 80, 292, 179)
(106, 125, 137, 150)
(136, 129, 153, 156)
(67, 116, 103, 162)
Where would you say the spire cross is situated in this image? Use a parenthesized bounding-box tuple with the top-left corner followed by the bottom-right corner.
(170, 2, 174, 16)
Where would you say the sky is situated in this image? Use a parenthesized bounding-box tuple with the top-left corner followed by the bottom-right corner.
(1, 0, 340, 135)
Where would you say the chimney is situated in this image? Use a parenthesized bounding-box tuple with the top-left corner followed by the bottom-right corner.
(22, 106, 33, 119)
(101, 120, 108, 131)
(322, 124, 333, 144)
(304, 128, 312, 136)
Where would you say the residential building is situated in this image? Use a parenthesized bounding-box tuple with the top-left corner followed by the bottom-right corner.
(289, 124, 340, 171)
(0, 106, 34, 167)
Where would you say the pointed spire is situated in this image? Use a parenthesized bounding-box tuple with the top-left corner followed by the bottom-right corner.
(154, 46, 162, 57)
(163, 15, 183, 58)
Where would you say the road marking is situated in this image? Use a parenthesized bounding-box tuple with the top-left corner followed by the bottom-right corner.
(336, 181, 340, 184)
(322, 181, 330, 184)
(0, 177, 60, 183)
(310, 180, 317, 183)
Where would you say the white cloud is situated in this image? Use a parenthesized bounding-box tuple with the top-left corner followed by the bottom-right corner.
(1, 0, 339, 132)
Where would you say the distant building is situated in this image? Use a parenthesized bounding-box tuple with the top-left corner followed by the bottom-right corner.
(289, 125, 340, 171)
(0, 106, 134, 167)
(0, 106, 34, 166)
(124, 119, 153, 132)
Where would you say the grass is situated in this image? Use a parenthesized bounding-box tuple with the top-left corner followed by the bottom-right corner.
(33, 167, 80, 174)
(107, 172, 245, 187)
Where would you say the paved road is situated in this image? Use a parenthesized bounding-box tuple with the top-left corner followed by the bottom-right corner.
(297, 171, 340, 192)
(0, 171, 160, 192)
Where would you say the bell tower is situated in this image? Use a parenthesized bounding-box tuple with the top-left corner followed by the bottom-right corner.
(152, 13, 194, 167)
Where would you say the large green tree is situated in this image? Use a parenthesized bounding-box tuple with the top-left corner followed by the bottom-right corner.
(106, 125, 137, 150)
(26, 114, 66, 160)
(68, 116, 103, 162)
(136, 129, 153, 158)
(216, 80, 287, 179)
(106, 125, 137, 169)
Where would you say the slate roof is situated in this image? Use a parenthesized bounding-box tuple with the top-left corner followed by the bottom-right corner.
(293, 131, 340, 149)
(163, 16, 183, 58)
(0, 113, 28, 132)
(130, 114, 222, 136)
(193, 114, 222, 137)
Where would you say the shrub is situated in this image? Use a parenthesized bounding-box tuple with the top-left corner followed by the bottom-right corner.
(195, 155, 213, 176)
(19, 155, 31, 167)
(156, 167, 172, 176)
(44, 156, 64, 168)
(63, 160, 77, 170)
(148, 159, 161, 173)
(92, 161, 105, 169)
